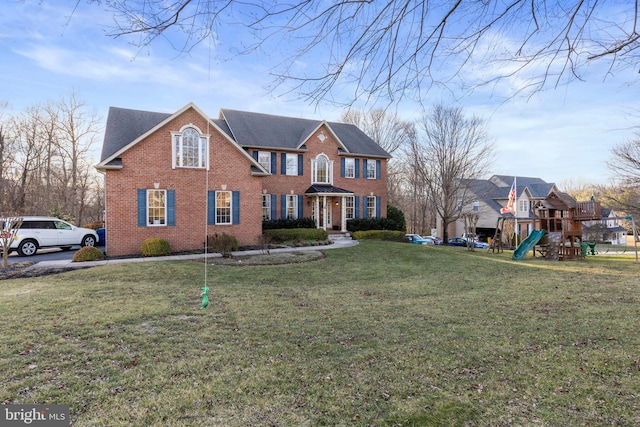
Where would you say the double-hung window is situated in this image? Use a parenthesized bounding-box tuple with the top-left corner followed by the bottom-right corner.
(262, 194, 271, 221)
(344, 158, 355, 178)
(286, 195, 298, 219)
(345, 196, 355, 219)
(172, 126, 208, 168)
(216, 191, 232, 225)
(285, 154, 298, 176)
(258, 151, 271, 173)
(138, 189, 175, 227)
(207, 191, 240, 225)
(519, 199, 529, 214)
(147, 190, 166, 226)
(366, 160, 376, 179)
(366, 196, 376, 218)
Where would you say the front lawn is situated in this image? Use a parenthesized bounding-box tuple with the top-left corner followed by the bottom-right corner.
(1, 241, 638, 426)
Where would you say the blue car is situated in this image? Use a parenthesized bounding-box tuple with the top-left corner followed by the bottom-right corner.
(448, 237, 489, 249)
(405, 234, 436, 245)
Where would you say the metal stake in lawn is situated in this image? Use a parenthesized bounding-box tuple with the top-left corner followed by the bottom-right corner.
(200, 286, 209, 309)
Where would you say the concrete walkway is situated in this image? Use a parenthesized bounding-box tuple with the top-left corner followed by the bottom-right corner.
(27, 239, 359, 271)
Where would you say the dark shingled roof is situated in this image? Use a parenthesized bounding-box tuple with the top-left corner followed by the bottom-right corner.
(490, 175, 554, 198)
(101, 107, 170, 162)
(220, 109, 391, 157)
(99, 105, 391, 164)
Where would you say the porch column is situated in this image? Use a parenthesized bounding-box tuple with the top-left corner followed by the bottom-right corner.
(318, 196, 327, 230)
(313, 197, 320, 228)
(340, 196, 347, 232)
(322, 196, 328, 231)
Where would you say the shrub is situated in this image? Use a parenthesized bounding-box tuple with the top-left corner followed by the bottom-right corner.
(262, 217, 316, 230)
(256, 234, 273, 254)
(386, 204, 406, 231)
(207, 233, 239, 257)
(347, 217, 404, 232)
(263, 228, 329, 244)
(140, 238, 172, 257)
(352, 230, 406, 241)
(72, 246, 104, 262)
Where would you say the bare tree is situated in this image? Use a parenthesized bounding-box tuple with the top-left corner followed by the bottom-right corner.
(398, 133, 434, 235)
(98, 1, 640, 104)
(602, 132, 640, 218)
(0, 95, 103, 224)
(341, 108, 415, 215)
(608, 132, 640, 186)
(39, 101, 62, 210)
(11, 106, 48, 214)
(55, 93, 100, 224)
(340, 109, 413, 156)
(559, 177, 599, 201)
(1, 216, 23, 268)
(411, 104, 495, 244)
(385, 161, 405, 209)
(461, 212, 480, 251)
(0, 102, 11, 213)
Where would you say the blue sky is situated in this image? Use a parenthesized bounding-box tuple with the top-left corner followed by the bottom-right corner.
(1, 1, 637, 185)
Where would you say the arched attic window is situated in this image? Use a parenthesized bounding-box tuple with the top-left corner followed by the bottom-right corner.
(172, 125, 209, 169)
(312, 154, 332, 184)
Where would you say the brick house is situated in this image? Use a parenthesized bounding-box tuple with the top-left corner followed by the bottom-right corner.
(96, 103, 390, 256)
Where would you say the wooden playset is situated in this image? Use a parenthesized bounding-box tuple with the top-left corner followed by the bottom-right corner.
(531, 191, 601, 260)
(490, 191, 602, 260)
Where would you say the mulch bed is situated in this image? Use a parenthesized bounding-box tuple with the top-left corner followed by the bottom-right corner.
(1, 244, 330, 280)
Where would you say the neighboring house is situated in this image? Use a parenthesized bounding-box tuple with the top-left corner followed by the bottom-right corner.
(582, 208, 627, 244)
(445, 175, 557, 241)
(96, 103, 390, 256)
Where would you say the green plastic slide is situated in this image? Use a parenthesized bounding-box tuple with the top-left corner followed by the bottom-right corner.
(512, 229, 547, 260)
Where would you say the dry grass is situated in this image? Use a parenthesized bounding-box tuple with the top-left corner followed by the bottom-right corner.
(1, 241, 639, 426)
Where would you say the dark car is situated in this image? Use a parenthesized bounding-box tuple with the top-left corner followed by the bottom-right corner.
(448, 237, 489, 249)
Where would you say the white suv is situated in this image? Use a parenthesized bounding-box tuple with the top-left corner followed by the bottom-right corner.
(2, 216, 98, 257)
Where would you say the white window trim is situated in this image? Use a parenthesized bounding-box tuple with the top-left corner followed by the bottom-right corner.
(519, 199, 529, 213)
(285, 153, 298, 176)
(171, 125, 209, 169)
(312, 153, 333, 184)
(258, 151, 271, 173)
(147, 189, 167, 226)
(286, 194, 298, 219)
(262, 194, 271, 221)
(344, 158, 355, 179)
(365, 196, 376, 218)
(366, 160, 376, 179)
(345, 195, 355, 219)
(216, 190, 232, 225)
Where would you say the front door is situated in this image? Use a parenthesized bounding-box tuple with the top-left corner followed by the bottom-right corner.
(323, 201, 332, 228)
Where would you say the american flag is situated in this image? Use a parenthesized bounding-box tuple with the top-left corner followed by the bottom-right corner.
(500, 179, 516, 214)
